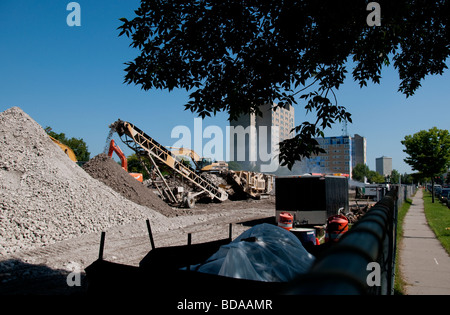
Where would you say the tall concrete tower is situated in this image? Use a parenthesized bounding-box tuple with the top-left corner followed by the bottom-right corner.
(376, 156, 392, 176)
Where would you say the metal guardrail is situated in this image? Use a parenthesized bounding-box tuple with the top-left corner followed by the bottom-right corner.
(286, 187, 399, 295)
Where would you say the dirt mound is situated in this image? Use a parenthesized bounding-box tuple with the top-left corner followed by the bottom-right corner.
(0, 107, 167, 256)
(82, 153, 177, 217)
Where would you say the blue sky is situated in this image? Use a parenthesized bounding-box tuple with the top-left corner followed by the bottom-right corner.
(1, 1, 449, 175)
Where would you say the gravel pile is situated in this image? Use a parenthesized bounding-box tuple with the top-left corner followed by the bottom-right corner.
(0, 107, 168, 256)
(82, 153, 177, 217)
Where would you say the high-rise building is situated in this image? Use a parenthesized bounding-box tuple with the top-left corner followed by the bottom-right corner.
(376, 156, 392, 176)
(229, 103, 294, 172)
(314, 136, 353, 174)
(296, 134, 367, 177)
(268, 103, 295, 141)
(228, 105, 367, 176)
(352, 134, 367, 168)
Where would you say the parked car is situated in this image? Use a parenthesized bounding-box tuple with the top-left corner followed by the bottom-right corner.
(435, 186, 443, 197)
(439, 188, 450, 205)
(428, 184, 443, 196)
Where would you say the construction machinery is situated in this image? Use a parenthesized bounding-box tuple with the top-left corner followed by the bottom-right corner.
(107, 139, 143, 182)
(49, 136, 77, 162)
(106, 119, 275, 207)
(166, 147, 228, 173)
(226, 170, 274, 199)
(108, 119, 228, 208)
(165, 148, 275, 199)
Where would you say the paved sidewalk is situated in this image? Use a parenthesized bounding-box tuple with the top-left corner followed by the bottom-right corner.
(400, 189, 450, 295)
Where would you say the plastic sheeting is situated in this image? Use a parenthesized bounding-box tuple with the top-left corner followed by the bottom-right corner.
(190, 224, 315, 282)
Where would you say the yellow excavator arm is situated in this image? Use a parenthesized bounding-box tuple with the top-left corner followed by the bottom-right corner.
(166, 147, 202, 168)
(167, 147, 228, 172)
(49, 136, 77, 162)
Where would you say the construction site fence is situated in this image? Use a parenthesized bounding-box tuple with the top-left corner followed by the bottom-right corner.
(287, 187, 402, 295)
(393, 184, 417, 210)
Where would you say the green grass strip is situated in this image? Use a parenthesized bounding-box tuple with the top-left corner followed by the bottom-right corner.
(423, 191, 450, 255)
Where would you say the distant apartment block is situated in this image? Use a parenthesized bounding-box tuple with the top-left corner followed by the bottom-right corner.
(376, 156, 392, 176)
(269, 103, 295, 141)
(314, 136, 353, 174)
(352, 134, 367, 167)
(229, 102, 294, 171)
(228, 104, 366, 176)
(299, 134, 367, 177)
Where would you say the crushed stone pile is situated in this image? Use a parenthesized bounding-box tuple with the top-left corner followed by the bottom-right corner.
(82, 153, 177, 217)
(0, 107, 169, 256)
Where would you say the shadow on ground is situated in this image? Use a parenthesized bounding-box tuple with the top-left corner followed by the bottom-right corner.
(0, 259, 88, 295)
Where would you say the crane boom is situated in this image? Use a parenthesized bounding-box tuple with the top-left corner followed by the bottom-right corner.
(109, 119, 228, 202)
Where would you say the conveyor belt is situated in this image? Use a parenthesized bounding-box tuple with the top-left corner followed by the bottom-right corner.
(110, 120, 228, 202)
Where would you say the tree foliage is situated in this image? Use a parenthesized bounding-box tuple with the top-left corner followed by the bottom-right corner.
(45, 127, 90, 161)
(402, 127, 450, 177)
(367, 170, 385, 184)
(352, 163, 370, 182)
(227, 161, 242, 171)
(352, 163, 400, 184)
(401, 173, 414, 185)
(390, 169, 401, 184)
(118, 0, 450, 169)
(402, 127, 450, 201)
(127, 153, 151, 179)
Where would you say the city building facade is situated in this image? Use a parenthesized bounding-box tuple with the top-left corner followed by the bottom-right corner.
(352, 134, 367, 168)
(314, 136, 353, 174)
(229, 102, 294, 172)
(229, 104, 366, 176)
(376, 156, 392, 176)
(297, 134, 367, 177)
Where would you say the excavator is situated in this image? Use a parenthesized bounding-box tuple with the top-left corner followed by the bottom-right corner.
(107, 139, 143, 183)
(49, 136, 77, 162)
(166, 147, 228, 173)
(166, 147, 274, 199)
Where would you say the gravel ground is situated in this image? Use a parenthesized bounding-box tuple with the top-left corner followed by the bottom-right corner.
(0, 107, 168, 256)
(0, 201, 275, 295)
(0, 106, 276, 294)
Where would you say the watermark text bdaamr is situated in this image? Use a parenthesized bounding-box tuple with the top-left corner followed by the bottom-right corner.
(177, 299, 272, 312)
